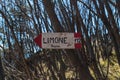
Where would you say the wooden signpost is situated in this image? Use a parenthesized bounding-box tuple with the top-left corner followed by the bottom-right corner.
(34, 33, 81, 49)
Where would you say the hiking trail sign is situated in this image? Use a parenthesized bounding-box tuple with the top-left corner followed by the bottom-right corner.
(34, 33, 82, 49)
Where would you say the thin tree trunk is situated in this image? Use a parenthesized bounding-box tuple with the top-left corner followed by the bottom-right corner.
(43, 0, 64, 32)
(0, 56, 5, 80)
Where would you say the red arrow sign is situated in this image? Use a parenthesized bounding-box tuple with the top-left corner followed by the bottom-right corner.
(34, 33, 81, 49)
(34, 34, 42, 47)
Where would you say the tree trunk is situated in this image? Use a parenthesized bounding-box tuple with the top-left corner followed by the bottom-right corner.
(43, 0, 94, 79)
(0, 56, 5, 80)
